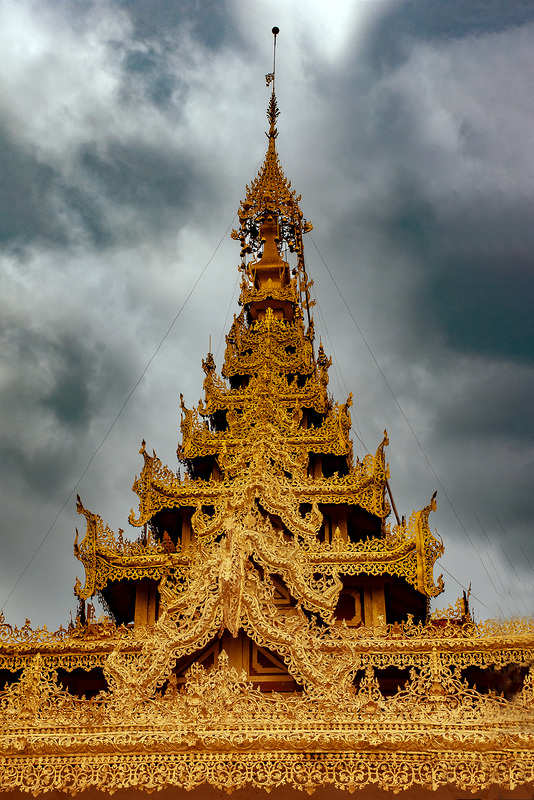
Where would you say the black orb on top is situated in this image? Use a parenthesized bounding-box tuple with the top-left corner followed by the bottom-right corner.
(272, 27, 279, 35)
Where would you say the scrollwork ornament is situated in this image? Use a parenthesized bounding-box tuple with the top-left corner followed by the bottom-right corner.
(3, 74, 534, 800)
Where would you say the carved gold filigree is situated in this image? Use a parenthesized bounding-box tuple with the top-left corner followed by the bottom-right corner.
(3, 78, 534, 800)
(77, 426, 445, 602)
(240, 278, 299, 307)
(74, 494, 190, 600)
(130, 431, 389, 529)
(221, 307, 314, 378)
(2, 635, 534, 795)
(0, 612, 70, 645)
(1, 752, 534, 796)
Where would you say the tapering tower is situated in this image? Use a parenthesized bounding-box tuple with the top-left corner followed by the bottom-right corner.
(2, 31, 534, 800)
(73, 41, 445, 692)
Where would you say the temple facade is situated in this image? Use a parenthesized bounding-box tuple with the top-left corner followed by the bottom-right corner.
(1, 53, 534, 799)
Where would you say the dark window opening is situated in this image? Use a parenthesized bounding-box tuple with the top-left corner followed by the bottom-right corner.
(0, 669, 22, 689)
(229, 375, 250, 390)
(322, 454, 349, 478)
(334, 588, 363, 623)
(58, 666, 108, 699)
(211, 410, 228, 432)
(305, 408, 324, 429)
(461, 664, 528, 700)
(152, 509, 184, 545)
(186, 456, 215, 481)
(307, 453, 321, 477)
(287, 373, 307, 388)
(354, 666, 410, 697)
(100, 579, 137, 626)
(319, 513, 332, 543)
(384, 579, 427, 625)
(346, 506, 382, 542)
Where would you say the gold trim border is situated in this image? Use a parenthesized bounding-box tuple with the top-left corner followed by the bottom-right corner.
(1, 751, 533, 795)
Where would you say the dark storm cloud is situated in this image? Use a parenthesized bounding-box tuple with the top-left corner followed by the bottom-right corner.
(1, 0, 532, 624)
(41, 334, 102, 430)
(118, 0, 242, 51)
(0, 314, 136, 499)
(0, 0, 227, 255)
(0, 123, 110, 249)
(0, 121, 209, 253)
(77, 137, 207, 235)
(122, 45, 179, 108)
(1, 441, 79, 499)
(363, 0, 534, 72)
(309, 17, 534, 366)
(424, 230, 534, 363)
(46, 0, 240, 47)
(49, 0, 246, 108)
(350, 175, 534, 363)
(435, 366, 534, 443)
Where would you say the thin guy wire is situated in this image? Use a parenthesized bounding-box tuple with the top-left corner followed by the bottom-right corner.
(517, 530, 534, 593)
(494, 514, 531, 615)
(309, 234, 489, 609)
(1, 217, 236, 614)
(473, 513, 518, 618)
(216, 275, 240, 361)
(518, 536, 534, 605)
(473, 512, 513, 599)
(310, 284, 368, 455)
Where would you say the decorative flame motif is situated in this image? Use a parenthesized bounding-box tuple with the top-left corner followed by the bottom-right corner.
(1, 53, 533, 799)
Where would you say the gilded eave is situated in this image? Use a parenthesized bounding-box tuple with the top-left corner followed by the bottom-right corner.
(2, 610, 534, 676)
(220, 309, 315, 378)
(74, 441, 443, 606)
(2, 612, 534, 795)
(74, 496, 190, 600)
(177, 402, 354, 462)
(131, 435, 389, 527)
(200, 358, 331, 416)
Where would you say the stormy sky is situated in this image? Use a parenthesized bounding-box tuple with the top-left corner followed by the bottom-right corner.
(1, 0, 533, 628)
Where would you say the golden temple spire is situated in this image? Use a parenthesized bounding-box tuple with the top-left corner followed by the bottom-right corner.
(265, 26, 279, 138)
(231, 27, 313, 322)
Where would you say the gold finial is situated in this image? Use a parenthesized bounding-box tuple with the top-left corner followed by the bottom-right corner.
(232, 25, 307, 262)
(265, 26, 279, 89)
(265, 27, 280, 138)
(231, 25, 315, 320)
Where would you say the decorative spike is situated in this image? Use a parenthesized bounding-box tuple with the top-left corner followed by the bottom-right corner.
(233, 34, 313, 319)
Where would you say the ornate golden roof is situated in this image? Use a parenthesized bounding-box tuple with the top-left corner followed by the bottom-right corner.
(2, 610, 534, 794)
(68, 84, 445, 609)
(1, 34, 533, 798)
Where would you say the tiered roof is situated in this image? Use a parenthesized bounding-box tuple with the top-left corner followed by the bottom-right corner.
(1, 46, 533, 798)
(74, 81, 444, 621)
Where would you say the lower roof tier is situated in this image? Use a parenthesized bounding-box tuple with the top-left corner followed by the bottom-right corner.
(74, 491, 444, 605)
(133, 434, 389, 528)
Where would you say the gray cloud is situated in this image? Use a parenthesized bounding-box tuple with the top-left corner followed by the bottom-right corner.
(118, 0, 242, 50)
(0, 124, 109, 249)
(76, 138, 206, 236)
(0, 317, 136, 495)
(362, 0, 534, 73)
(1, 0, 533, 625)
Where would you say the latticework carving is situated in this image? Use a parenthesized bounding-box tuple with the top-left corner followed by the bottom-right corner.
(1, 629, 534, 795)
(2, 82, 533, 797)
